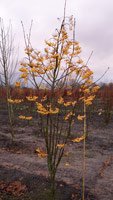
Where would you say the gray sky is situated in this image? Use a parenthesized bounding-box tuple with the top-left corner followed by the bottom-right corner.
(0, 0, 113, 82)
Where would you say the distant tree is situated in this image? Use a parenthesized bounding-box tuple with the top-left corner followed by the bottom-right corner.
(0, 18, 18, 140)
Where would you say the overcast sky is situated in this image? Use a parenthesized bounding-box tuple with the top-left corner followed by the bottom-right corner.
(0, 0, 113, 82)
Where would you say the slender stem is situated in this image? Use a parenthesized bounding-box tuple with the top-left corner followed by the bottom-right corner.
(82, 102, 87, 200)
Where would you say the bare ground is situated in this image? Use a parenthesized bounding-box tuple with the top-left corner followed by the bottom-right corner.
(0, 118, 113, 200)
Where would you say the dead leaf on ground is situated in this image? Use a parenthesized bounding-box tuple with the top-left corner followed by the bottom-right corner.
(0, 180, 27, 197)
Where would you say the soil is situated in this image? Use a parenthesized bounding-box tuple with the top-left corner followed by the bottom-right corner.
(0, 112, 113, 200)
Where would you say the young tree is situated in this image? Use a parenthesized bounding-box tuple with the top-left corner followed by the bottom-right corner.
(15, 10, 99, 200)
(0, 18, 18, 140)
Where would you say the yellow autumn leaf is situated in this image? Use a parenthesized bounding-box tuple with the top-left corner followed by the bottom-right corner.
(67, 90, 72, 96)
(19, 67, 28, 73)
(71, 135, 85, 143)
(57, 97, 64, 104)
(25, 116, 32, 120)
(35, 148, 47, 158)
(8, 99, 23, 104)
(19, 115, 32, 120)
(18, 115, 26, 120)
(57, 143, 65, 148)
(64, 102, 72, 107)
(20, 73, 28, 79)
(26, 96, 38, 101)
(77, 115, 85, 121)
(15, 82, 21, 87)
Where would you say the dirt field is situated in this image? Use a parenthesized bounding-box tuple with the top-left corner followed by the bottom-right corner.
(0, 113, 113, 200)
